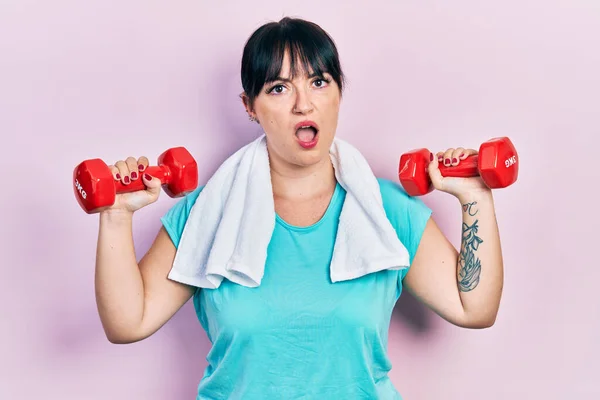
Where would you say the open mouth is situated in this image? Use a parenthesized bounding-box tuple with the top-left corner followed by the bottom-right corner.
(294, 121, 319, 149)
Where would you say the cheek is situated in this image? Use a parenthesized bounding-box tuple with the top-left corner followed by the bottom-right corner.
(322, 97, 341, 126)
(320, 91, 340, 110)
(259, 104, 288, 126)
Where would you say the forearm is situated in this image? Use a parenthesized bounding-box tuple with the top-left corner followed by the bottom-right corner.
(456, 190, 503, 326)
(95, 211, 145, 341)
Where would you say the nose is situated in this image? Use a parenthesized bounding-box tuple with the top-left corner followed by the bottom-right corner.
(292, 87, 313, 115)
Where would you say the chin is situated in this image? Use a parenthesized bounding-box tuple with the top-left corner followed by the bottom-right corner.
(293, 145, 330, 167)
(295, 154, 323, 167)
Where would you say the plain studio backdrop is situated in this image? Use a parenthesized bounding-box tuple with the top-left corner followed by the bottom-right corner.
(0, 1, 598, 399)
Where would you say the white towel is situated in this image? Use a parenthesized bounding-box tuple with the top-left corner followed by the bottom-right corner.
(167, 134, 411, 289)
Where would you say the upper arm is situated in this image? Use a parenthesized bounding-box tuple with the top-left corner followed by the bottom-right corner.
(135, 187, 204, 340)
(378, 178, 466, 326)
(403, 217, 467, 326)
(136, 226, 196, 340)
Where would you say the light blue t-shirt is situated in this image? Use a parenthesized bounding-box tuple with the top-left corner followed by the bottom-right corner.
(161, 178, 432, 399)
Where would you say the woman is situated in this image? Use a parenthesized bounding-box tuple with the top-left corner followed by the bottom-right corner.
(95, 17, 504, 399)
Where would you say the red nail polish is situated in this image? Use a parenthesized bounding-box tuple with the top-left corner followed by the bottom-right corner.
(124, 176, 130, 184)
(131, 172, 138, 179)
(452, 158, 458, 163)
(430, 153, 433, 161)
(115, 173, 121, 180)
(144, 173, 152, 181)
(138, 164, 145, 171)
(444, 159, 450, 166)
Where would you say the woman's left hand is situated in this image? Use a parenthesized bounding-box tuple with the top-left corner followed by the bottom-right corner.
(427, 147, 491, 199)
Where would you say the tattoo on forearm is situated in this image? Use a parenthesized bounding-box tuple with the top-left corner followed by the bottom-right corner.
(458, 203, 483, 292)
(462, 201, 478, 216)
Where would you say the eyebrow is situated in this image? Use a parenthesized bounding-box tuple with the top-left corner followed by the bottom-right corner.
(267, 72, 327, 83)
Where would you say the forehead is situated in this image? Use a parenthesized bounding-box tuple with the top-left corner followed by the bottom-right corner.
(274, 50, 322, 80)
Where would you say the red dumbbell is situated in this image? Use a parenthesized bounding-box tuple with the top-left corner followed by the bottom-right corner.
(73, 147, 198, 213)
(398, 137, 518, 196)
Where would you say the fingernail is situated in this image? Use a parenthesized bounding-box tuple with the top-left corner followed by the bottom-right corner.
(138, 164, 145, 171)
(124, 176, 130, 184)
(131, 172, 138, 179)
(444, 159, 450, 166)
(430, 153, 433, 161)
(115, 173, 121, 180)
(438, 156, 443, 161)
(452, 158, 458, 164)
(144, 173, 152, 181)
(460, 153, 466, 158)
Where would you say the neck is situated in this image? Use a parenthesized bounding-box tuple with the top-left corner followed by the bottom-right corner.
(269, 152, 336, 201)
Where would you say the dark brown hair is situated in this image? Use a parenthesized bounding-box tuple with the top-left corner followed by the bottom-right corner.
(241, 17, 345, 107)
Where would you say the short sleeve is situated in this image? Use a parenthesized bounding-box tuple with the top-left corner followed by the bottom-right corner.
(160, 186, 204, 248)
(377, 178, 433, 282)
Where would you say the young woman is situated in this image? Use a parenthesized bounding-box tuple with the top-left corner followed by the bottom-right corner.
(94, 17, 504, 399)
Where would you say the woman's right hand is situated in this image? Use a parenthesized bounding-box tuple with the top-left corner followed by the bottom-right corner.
(105, 156, 163, 214)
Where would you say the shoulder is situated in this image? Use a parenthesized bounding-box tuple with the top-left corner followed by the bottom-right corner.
(376, 177, 433, 263)
(376, 177, 429, 216)
(377, 177, 407, 199)
(165, 185, 205, 218)
(160, 185, 205, 248)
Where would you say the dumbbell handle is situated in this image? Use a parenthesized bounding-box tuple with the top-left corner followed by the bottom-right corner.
(437, 154, 479, 178)
(115, 165, 171, 194)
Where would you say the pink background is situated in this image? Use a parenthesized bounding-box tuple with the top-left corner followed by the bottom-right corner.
(1, 1, 598, 399)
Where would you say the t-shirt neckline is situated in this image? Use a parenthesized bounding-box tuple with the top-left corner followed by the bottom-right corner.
(275, 182, 342, 232)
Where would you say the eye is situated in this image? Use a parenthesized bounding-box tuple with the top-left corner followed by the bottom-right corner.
(267, 84, 287, 95)
(313, 77, 331, 88)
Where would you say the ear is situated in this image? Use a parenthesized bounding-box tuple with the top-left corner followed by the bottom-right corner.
(240, 92, 260, 123)
(240, 93, 255, 117)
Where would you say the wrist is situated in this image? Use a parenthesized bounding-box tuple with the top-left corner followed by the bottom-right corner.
(456, 188, 493, 205)
(100, 209, 134, 226)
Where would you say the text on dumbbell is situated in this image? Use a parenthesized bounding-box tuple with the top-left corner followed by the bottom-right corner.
(504, 156, 517, 168)
(74, 179, 87, 199)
